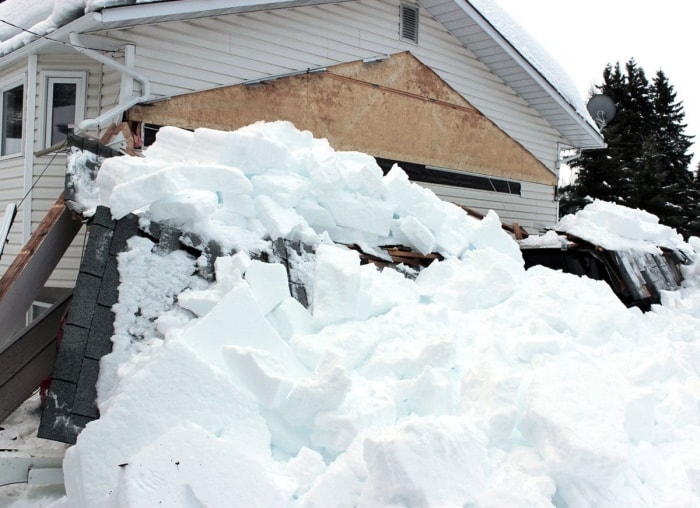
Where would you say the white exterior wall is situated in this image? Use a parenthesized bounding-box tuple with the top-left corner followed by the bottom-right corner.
(420, 180, 557, 233)
(106, 0, 565, 172)
(31, 54, 105, 288)
(0, 60, 28, 279)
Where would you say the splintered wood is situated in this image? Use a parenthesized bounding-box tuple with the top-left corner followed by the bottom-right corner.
(347, 244, 442, 269)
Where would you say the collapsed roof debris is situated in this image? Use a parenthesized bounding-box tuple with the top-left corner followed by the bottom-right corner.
(30, 123, 700, 507)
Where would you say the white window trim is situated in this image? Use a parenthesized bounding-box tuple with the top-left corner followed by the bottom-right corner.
(0, 73, 26, 160)
(39, 70, 87, 149)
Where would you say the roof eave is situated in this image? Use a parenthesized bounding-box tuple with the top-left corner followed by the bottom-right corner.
(0, 14, 101, 68)
(439, 0, 605, 150)
(94, 0, 351, 29)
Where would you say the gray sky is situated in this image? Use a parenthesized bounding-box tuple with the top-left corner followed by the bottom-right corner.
(491, 0, 699, 173)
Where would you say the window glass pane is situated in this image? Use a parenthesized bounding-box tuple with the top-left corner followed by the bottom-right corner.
(50, 83, 77, 145)
(2, 84, 23, 155)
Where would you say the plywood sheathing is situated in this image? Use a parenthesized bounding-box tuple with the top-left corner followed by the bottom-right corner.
(129, 52, 555, 185)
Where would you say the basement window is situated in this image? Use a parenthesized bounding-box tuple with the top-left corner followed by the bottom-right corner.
(400, 3, 419, 44)
(1, 79, 24, 157)
(41, 72, 87, 148)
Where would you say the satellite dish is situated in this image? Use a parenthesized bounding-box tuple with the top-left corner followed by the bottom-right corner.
(586, 94, 617, 129)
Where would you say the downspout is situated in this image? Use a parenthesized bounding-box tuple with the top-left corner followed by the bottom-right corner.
(68, 32, 151, 131)
(22, 54, 38, 246)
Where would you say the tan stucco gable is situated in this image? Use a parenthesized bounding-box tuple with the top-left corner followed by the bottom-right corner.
(128, 52, 556, 185)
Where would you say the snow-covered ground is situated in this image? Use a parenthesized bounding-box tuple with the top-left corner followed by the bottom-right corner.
(4, 121, 700, 507)
(0, 393, 68, 507)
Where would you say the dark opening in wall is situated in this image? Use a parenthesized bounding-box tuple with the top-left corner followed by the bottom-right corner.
(375, 157, 521, 195)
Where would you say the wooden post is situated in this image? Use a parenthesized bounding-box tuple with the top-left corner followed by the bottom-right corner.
(0, 194, 82, 347)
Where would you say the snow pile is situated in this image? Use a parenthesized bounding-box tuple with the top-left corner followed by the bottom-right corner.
(556, 199, 690, 252)
(36, 121, 700, 507)
(92, 121, 519, 261)
(0, 394, 68, 507)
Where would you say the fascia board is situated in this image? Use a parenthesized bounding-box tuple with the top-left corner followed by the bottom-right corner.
(456, 0, 604, 149)
(95, 0, 349, 26)
(0, 15, 101, 69)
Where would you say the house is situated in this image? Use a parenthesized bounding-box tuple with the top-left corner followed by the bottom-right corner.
(0, 0, 604, 300)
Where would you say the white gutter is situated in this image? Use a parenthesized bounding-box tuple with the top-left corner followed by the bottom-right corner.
(93, 0, 347, 26)
(68, 32, 151, 131)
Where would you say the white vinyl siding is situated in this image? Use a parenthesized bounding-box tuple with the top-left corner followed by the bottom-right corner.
(103, 0, 563, 172)
(421, 180, 557, 232)
(0, 160, 25, 278)
(0, 61, 27, 279)
(29, 55, 103, 288)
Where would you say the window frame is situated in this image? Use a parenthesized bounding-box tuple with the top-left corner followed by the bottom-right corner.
(40, 71, 87, 149)
(0, 74, 26, 159)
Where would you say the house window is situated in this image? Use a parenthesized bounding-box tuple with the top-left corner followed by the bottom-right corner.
(400, 3, 419, 43)
(42, 72, 86, 148)
(1, 81, 24, 156)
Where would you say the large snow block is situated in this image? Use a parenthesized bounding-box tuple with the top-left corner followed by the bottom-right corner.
(108, 163, 251, 219)
(217, 129, 290, 174)
(180, 283, 307, 379)
(320, 192, 393, 237)
(251, 171, 309, 208)
(359, 416, 488, 506)
(61, 340, 265, 507)
(142, 125, 194, 161)
(267, 297, 316, 341)
(222, 346, 296, 408)
(245, 260, 290, 316)
(110, 423, 294, 508)
(398, 215, 437, 255)
(149, 190, 220, 225)
(311, 244, 362, 327)
(255, 194, 306, 239)
(96, 156, 169, 203)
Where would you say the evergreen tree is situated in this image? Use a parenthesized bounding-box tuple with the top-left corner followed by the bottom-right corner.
(560, 59, 697, 238)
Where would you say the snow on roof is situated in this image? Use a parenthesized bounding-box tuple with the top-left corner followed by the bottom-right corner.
(468, 0, 598, 137)
(0, 0, 84, 55)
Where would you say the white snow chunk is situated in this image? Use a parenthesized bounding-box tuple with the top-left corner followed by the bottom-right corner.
(267, 297, 316, 341)
(111, 422, 294, 507)
(245, 259, 291, 316)
(106, 163, 251, 219)
(142, 125, 194, 162)
(311, 244, 361, 327)
(180, 283, 307, 379)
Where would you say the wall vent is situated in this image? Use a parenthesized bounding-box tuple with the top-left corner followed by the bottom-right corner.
(400, 3, 419, 43)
